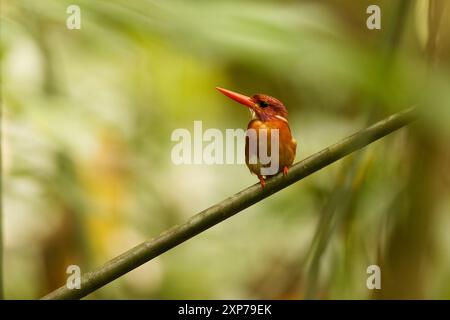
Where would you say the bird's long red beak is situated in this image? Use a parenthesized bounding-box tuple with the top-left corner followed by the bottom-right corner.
(216, 87, 255, 109)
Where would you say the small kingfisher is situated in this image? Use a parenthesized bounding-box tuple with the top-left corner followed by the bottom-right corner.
(216, 87, 297, 188)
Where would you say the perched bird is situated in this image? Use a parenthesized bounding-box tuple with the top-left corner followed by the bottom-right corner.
(216, 87, 297, 188)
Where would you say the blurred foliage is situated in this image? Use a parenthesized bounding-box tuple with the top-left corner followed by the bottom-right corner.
(1, 0, 450, 299)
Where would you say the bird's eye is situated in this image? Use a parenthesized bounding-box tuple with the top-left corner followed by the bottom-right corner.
(259, 101, 269, 108)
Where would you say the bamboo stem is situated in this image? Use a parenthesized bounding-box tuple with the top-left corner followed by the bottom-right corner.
(42, 107, 418, 300)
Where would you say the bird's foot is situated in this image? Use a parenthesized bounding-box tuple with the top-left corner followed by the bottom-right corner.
(283, 166, 289, 177)
(258, 175, 266, 188)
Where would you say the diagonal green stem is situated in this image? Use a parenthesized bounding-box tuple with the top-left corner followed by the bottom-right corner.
(42, 107, 418, 300)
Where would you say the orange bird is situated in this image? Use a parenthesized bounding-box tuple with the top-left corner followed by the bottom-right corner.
(216, 87, 297, 188)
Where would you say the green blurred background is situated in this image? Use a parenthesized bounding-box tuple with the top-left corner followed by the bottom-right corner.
(1, 0, 450, 299)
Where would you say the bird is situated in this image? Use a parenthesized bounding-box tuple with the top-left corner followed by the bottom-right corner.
(216, 87, 297, 188)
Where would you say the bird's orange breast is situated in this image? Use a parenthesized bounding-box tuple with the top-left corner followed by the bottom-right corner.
(245, 119, 297, 176)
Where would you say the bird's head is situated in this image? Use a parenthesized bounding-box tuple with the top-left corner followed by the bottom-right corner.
(216, 87, 288, 122)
